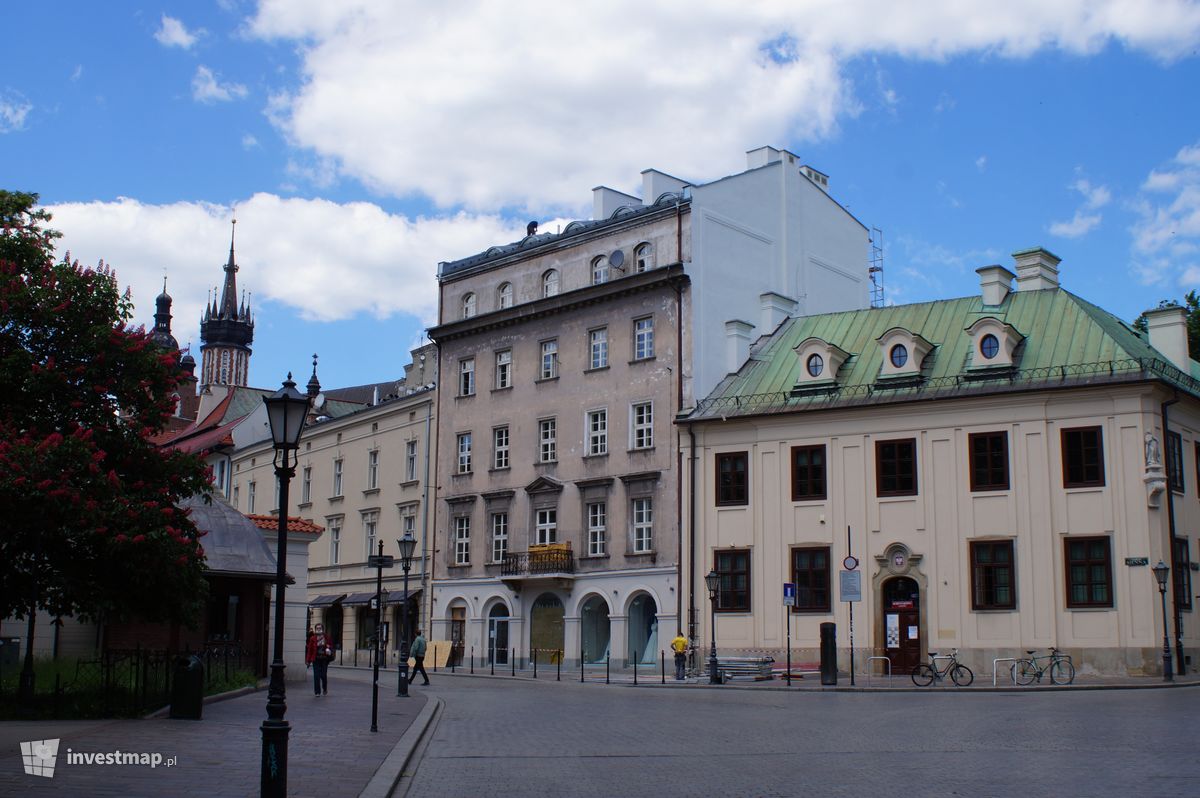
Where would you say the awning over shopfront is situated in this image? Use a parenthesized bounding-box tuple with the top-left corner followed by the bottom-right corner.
(335, 590, 423, 607)
(309, 594, 347, 607)
(341, 592, 378, 606)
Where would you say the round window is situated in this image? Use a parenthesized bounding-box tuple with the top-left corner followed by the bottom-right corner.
(980, 334, 1000, 360)
(889, 344, 909, 368)
(806, 353, 824, 377)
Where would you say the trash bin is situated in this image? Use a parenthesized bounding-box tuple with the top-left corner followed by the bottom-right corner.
(819, 622, 837, 686)
(169, 655, 204, 720)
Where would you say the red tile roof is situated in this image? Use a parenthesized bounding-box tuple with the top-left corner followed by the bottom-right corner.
(246, 514, 325, 534)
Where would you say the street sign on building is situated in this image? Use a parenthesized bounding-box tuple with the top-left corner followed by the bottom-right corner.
(367, 554, 396, 568)
(783, 582, 796, 607)
(839, 570, 861, 602)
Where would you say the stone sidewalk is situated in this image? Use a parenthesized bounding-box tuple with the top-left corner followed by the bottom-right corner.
(0, 670, 426, 797)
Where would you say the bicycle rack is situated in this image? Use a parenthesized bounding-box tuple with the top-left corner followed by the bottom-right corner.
(866, 656, 892, 686)
(992, 657, 1018, 687)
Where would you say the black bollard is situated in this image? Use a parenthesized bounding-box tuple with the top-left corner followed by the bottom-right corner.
(491, 651, 495, 676)
(533, 650, 538, 679)
(470, 647, 474, 674)
(557, 651, 561, 682)
(661, 651, 666, 684)
(820, 622, 837, 686)
(606, 653, 610, 684)
(511, 648, 516, 677)
(633, 651, 638, 685)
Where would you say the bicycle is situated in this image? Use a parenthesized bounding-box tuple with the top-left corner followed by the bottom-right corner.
(1010, 647, 1075, 686)
(911, 648, 974, 687)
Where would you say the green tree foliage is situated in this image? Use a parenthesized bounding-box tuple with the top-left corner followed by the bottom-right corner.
(0, 191, 211, 630)
(1132, 291, 1200, 361)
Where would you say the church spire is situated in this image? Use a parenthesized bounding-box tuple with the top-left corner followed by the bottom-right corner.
(306, 353, 322, 397)
(219, 219, 240, 320)
(199, 218, 255, 390)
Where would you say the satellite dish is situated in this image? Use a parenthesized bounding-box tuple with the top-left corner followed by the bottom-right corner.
(314, 393, 326, 410)
(610, 249, 625, 269)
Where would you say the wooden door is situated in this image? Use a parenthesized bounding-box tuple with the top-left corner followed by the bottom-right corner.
(883, 577, 921, 674)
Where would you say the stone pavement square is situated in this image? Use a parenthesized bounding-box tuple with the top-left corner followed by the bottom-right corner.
(0, 670, 425, 797)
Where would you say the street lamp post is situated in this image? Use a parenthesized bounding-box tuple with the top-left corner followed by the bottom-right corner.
(260, 374, 310, 798)
(396, 531, 417, 697)
(1152, 560, 1173, 682)
(369, 540, 392, 733)
(705, 569, 720, 685)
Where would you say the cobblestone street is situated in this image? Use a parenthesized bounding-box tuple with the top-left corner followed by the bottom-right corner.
(406, 676, 1200, 797)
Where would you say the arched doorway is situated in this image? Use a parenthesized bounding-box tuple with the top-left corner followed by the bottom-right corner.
(529, 592, 564, 665)
(488, 604, 510, 665)
(580, 595, 611, 663)
(882, 577, 921, 673)
(627, 593, 658, 665)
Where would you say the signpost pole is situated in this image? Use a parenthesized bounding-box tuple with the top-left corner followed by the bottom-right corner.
(782, 582, 795, 687)
(845, 527, 856, 687)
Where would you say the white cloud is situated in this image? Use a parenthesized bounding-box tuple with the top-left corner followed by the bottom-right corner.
(1130, 141, 1200, 286)
(155, 15, 202, 49)
(192, 66, 248, 104)
(41, 196, 524, 344)
(242, 133, 260, 149)
(247, 0, 1200, 212)
(0, 90, 32, 132)
(1049, 211, 1103, 238)
(975, 155, 987, 172)
(70, 65, 83, 82)
(1049, 174, 1111, 238)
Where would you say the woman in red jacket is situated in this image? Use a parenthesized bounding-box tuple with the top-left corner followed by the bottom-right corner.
(305, 623, 335, 696)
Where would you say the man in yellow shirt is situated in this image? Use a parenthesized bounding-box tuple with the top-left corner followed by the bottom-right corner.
(671, 632, 688, 680)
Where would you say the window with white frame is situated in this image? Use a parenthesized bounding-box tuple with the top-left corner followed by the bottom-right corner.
(405, 440, 418, 481)
(589, 328, 608, 370)
(248, 481, 256, 513)
(491, 512, 508, 563)
(233, 484, 239, 507)
(367, 450, 379, 490)
(363, 511, 378, 558)
(332, 458, 344, 496)
(542, 269, 559, 297)
(301, 466, 312, 503)
(632, 497, 653, 552)
(495, 349, 512, 389)
(634, 242, 653, 272)
(457, 432, 473, 473)
(454, 516, 470, 565)
(328, 517, 342, 564)
(539, 418, 557, 462)
(540, 340, 558, 380)
(459, 357, 476, 396)
(401, 509, 416, 540)
(498, 282, 513, 309)
(632, 402, 653, 449)
(587, 409, 608, 456)
(493, 426, 510, 469)
(634, 316, 654, 360)
(588, 502, 607, 556)
(462, 292, 477, 319)
(536, 508, 558, 544)
(591, 255, 609, 284)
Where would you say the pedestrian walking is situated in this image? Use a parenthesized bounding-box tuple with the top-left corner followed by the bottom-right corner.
(671, 632, 688, 680)
(409, 629, 430, 685)
(306, 623, 335, 696)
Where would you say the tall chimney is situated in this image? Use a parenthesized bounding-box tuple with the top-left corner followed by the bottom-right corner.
(1144, 304, 1191, 371)
(977, 265, 1016, 306)
(725, 320, 755, 374)
(760, 292, 798, 332)
(1013, 247, 1061, 291)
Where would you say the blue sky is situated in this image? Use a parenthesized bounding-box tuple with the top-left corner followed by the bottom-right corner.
(5, 1, 1200, 392)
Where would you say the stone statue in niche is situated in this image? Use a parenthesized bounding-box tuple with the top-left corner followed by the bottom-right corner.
(1145, 432, 1162, 468)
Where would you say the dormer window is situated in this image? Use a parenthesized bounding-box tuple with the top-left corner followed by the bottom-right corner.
(964, 317, 1024, 370)
(876, 328, 934, 380)
(793, 337, 850, 388)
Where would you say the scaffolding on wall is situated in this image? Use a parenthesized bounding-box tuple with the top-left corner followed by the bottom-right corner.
(869, 226, 884, 308)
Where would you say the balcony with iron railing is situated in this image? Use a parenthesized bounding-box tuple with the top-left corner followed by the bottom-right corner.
(500, 543, 575, 583)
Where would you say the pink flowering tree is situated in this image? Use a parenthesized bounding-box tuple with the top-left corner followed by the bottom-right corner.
(0, 191, 210, 701)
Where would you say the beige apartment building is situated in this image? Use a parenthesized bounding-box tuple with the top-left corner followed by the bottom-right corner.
(682, 250, 1198, 677)
(428, 146, 871, 667)
(230, 346, 437, 665)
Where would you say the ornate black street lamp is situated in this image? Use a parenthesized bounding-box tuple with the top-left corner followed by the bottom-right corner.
(260, 374, 310, 798)
(396, 531, 417, 697)
(705, 568, 721, 685)
(1152, 560, 1173, 682)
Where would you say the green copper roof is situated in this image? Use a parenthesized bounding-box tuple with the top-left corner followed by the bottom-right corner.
(687, 288, 1200, 420)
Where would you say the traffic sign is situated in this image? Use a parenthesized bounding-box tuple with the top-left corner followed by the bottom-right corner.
(842, 555, 859, 571)
(368, 554, 396, 568)
(783, 582, 796, 607)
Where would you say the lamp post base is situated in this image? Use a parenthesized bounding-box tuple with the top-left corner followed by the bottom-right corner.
(398, 662, 410, 697)
(260, 719, 290, 797)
